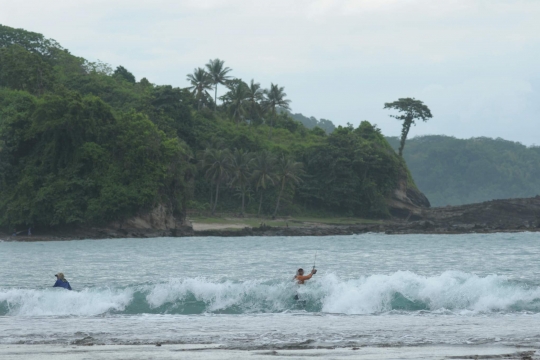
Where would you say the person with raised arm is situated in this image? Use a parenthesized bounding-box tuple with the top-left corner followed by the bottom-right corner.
(294, 268, 317, 284)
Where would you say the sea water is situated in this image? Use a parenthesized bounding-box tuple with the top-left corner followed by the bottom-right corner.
(1, 233, 540, 357)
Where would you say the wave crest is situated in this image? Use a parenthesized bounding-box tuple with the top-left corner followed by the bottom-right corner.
(1, 271, 539, 316)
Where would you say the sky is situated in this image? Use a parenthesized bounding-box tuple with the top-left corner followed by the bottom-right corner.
(1, 0, 539, 145)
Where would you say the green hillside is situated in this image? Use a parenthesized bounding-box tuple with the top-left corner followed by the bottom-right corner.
(0, 24, 413, 230)
(386, 135, 540, 207)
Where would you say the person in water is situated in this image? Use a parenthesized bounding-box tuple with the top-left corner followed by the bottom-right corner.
(293, 268, 317, 301)
(294, 268, 317, 284)
(53, 273, 72, 290)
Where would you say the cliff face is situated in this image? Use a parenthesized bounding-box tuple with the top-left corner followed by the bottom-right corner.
(387, 177, 431, 220)
(108, 204, 193, 237)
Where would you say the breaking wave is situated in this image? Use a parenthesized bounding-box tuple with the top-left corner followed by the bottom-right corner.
(2, 271, 540, 316)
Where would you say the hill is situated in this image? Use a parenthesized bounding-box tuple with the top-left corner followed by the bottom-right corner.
(386, 135, 540, 207)
(287, 111, 336, 133)
(0, 24, 426, 232)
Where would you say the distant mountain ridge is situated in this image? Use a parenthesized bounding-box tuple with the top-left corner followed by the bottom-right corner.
(386, 135, 540, 207)
(279, 109, 336, 133)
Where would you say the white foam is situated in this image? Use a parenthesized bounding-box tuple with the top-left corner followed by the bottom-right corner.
(2, 271, 539, 316)
(145, 278, 294, 312)
(0, 288, 133, 316)
(318, 271, 540, 314)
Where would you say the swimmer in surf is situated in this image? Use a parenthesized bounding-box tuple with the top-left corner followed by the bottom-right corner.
(53, 272, 72, 290)
(293, 268, 317, 301)
(294, 268, 317, 284)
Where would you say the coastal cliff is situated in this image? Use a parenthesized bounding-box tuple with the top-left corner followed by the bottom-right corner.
(386, 177, 431, 220)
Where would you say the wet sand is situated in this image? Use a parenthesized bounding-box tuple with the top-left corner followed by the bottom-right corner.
(0, 345, 536, 360)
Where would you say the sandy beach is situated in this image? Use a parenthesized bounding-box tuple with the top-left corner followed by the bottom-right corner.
(0, 345, 536, 360)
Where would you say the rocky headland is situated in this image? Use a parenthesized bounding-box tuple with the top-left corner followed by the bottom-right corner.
(2, 196, 539, 241)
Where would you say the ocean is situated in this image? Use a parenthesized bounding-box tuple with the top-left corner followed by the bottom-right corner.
(1, 233, 540, 359)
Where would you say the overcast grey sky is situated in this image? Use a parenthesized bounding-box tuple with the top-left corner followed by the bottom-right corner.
(1, 0, 539, 145)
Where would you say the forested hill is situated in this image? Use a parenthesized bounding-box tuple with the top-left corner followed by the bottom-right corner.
(287, 112, 336, 134)
(386, 135, 540, 207)
(0, 24, 418, 230)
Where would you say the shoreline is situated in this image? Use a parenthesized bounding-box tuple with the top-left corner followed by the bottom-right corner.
(2, 196, 539, 241)
(0, 344, 536, 360)
(1, 221, 539, 242)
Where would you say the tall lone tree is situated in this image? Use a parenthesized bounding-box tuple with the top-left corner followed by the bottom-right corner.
(384, 98, 432, 156)
(205, 58, 232, 111)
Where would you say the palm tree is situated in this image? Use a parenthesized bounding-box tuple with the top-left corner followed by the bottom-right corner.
(229, 149, 254, 214)
(251, 151, 277, 216)
(205, 58, 232, 111)
(221, 79, 250, 126)
(246, 79, 264, 125)
(200, 148, 232, 215)
(186, 67, 213, 110)
(273, 155, 304, 217)
(262, 83, 291, 137)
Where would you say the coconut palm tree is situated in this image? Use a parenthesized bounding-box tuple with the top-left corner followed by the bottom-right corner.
(246, 79, 264, 125)
(186, 67, 213, 110)
(251, 151, 277, 216)
(221, 79, 250, 126)
(200, 148, 232, 214)
(229, 149, 254, 214)
(197, 139, 227, 206)
(262, 83, 291, 137)
(273, 155, 304, 217)
(205, 58, 232, 111)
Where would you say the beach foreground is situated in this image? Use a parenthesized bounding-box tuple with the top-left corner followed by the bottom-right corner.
(0, 345, 537, 360)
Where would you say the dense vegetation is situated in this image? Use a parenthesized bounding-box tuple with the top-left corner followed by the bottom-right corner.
(287, 112, 336, 134)
(0, 24, 413, 230)
(386, 135, 540, 206)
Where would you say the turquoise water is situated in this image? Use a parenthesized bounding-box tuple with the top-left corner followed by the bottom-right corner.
(1, 233, 540, 349)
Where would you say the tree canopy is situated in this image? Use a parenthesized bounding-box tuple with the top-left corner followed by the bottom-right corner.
(0, 24, 418, 230)
(384, 98, 432, 156)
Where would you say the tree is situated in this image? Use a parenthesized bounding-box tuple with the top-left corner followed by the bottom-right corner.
(384, 98, 432, 156)
(229, 149, 254, 214)
(186, 67, 213, 110)
(205, 58, 232, 111)
(113, 65, 136, 83)
(0, 89, 194, 227)
(200, 148, 232, 214)
(221, 79, 250, 126)
(262, 83, 291, 137)
(246, 79, 264, 125)
(149, 85, 195, 146)
(273, 155, 304, 216)
(0, 24, 63, 60)
(251, 151, 276, 216)
(0, 45, 54, 95)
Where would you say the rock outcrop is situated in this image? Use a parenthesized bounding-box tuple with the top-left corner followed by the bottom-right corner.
(424, 196, 540, 230)
(107, 204, 194, 238)
(387, 178, 431, 220)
